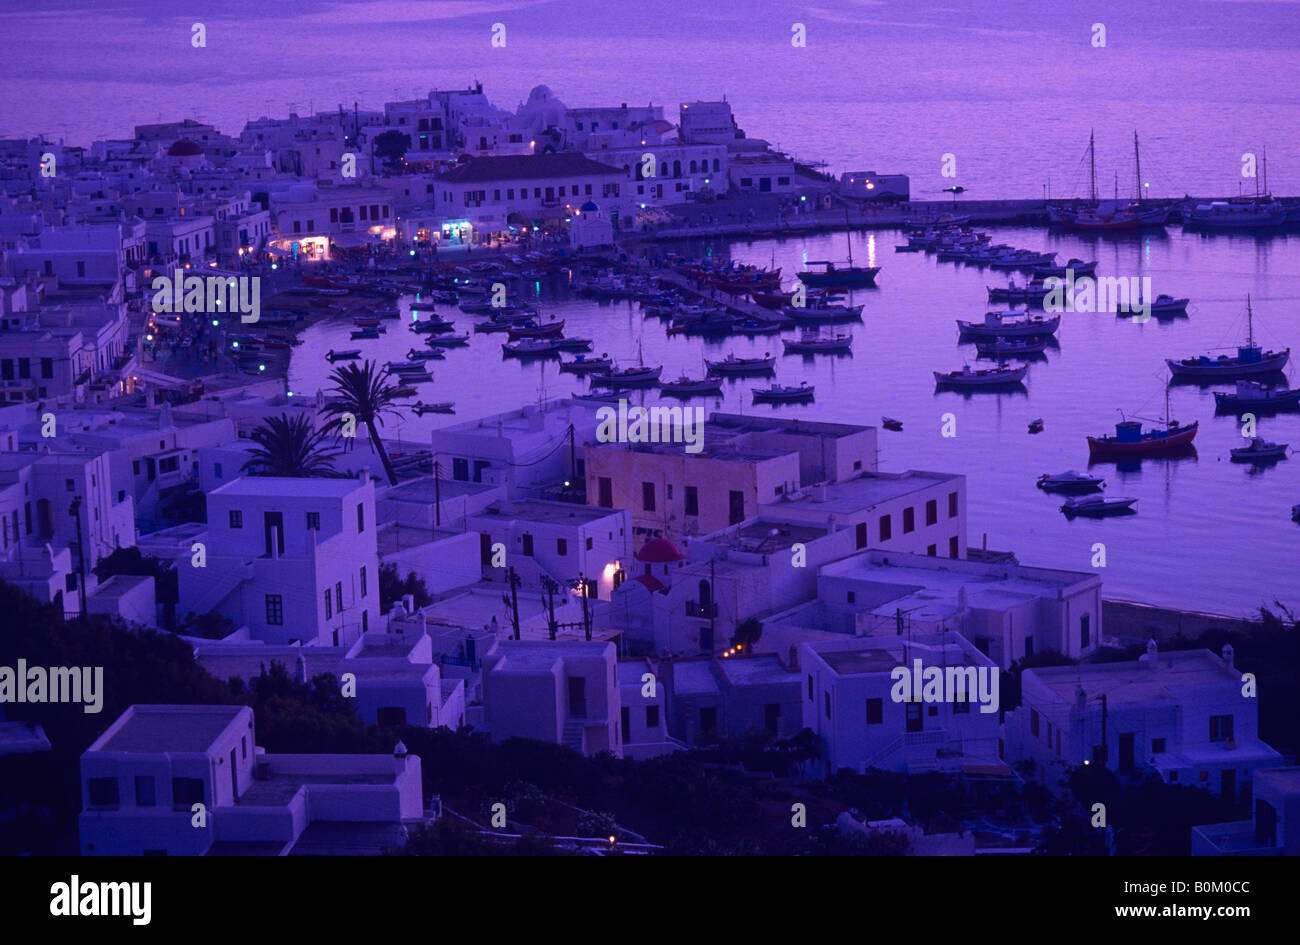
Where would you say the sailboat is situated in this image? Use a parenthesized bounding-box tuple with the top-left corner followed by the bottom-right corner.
(798, 211, 881, 287)
(1048, 131, 1171, 231)
(1182, 147, 1286, 229)
(1166, 296, 1289, 378)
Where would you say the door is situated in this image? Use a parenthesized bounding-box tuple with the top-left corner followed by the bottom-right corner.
(229, 749, 238, 798)
(1221, 769, 1237, 803)
(728, 490, 745, 525)
(567, 676, 586, 717)
(905, 703, 923, 733)
(597, 477, 612, 508)
(263, 511, 284, 556)
(1118, 733, 1134, 772)
(764, 703, 780, 734)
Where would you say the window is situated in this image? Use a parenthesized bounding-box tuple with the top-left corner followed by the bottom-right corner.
(1080, 614, 1091, 649)
(948, 491, 959, 517)
(452, 458, 469, 481)
(1024, 636, 1034, 658)
(685, 486, 699, 516)
(905, 703, 923, 732)
(645, 705, 659, 728)
(927, 544, 937, 556)
(807, 674, 813, 701)
(585, 537, 593, 551)
(241, 736, 247, 760)
(307, 511, 320, 530)
(1152, 737, 1166, 754)
(65, 478, 74, 491)
(335, 582, 343, 613)
(878, 514, 892, 541)
(356, 503, 364, 532)
(265, 594, 284, 626)
(926, 499, 938, 525)
(135, 776, 156, 807)
(40, 357, 53, 379)
(214, 462, 223, 478)
(597, 477, 612, 508)
(324, 589, 332, 619)
(855, 522, 867, 549)
(359, 566, 367, 598)
(522, 533, 534, 556)
(172, 777, 204, 808)
(621, 706, 630, 739)
(824, 691, 831, 719)
(699, 706, 717, 733)
(88, 777, 119, 808)
(903, 507, 915, 533)
(556, 538, 567, 556)
(641, 481, 655, 512)
(1030, 709, 1040, 737)
(1209, 714, 1234, 743)
(847, 591, 856, 604)
(866, 697, 883, 725)
(728, 490, 744, 525)
(229, 510, 243, 528)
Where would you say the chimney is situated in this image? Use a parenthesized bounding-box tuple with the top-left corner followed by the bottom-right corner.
(402, 593, 415, 615)
(1221, 643, 1234, 670)
(1143, 638, 1159, 670)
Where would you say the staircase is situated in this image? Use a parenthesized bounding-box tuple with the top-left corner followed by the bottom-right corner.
(562, 719, 585, 753)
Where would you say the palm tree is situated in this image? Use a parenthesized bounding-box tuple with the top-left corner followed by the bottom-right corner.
(322, 360, 404, 485)
(243, 413, 340, 477)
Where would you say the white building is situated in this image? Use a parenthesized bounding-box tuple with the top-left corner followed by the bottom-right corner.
(79, 704, 424, 856)
(180, 474, 380, 646)
(798, 632, 1006, 775)
(1008, 642, 1283, 800)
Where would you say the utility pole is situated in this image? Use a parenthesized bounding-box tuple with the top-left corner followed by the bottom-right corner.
(432, 459, 442, 526)
(541, 575, 559, 640)
(579, 572, 591, 641)
(69, 497, 87, 620)
(506, 566, 521, 640)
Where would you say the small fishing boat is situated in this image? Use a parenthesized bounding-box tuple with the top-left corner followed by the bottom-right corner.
(783, 332, 853, 354)
(590, 364, 664, 387)
(1037, 471, 1104, 493)
(706, 353, 777, 375)
(881, 417, 904, 431)
(502, 338, 563, 357)
(559, 354, 613, 374)
(753, 382, 816, 403)
(731, 319, 784, 336)
(413, 401, 456, 415)
(350, 328, 383, 340)
(425, 333, 471, 348)
(1087, 417, 1198, 458)
(1028, 418, 1045, 434)
(975, 335, 1050, 358)
(1167, 297, 1288, 377)
(660, 375, 724, 396)
(506, 320, 565, 340)
(1060, 494, 1138, 517)
(405, 348, 446, 361)
(957, 311, 1061, 338)
(1230, 437, 1289, 463)
(933, 363, 1029, 387)
(1213, 380, 1300, 410)
(1032, 258, 1098, 278)
(410, 319, 456, 334)
(390, 385, 421, 398)
(571, 389, 625, 403)
(325, 348, 361, 361)
(553, 337, 595, 352)
(1149, 294, 1190, 316)
(783, 301, 864, 323)
(988, 280, 1051, 304)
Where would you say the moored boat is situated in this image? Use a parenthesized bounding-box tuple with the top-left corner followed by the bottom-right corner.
(1213, 380, 1300, 410)
(706, 353, 777, 375)
(1060, 494, 1138, 517)
(1166, 296, 1288, 378)
(559, 354, 613, 374)
(1230, 437, 1289, 463)
(782, 332, 853, 354)
(325, 348, 361, 361)
(660, 375, 724, 396)
(958, 311, 1061, 338)
(933, 363, 1029, 387)
(753, 382, 815, 403)
(1037, 470, 1105, 493)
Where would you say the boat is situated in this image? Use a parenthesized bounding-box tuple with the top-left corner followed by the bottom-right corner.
(553, 337, 595, 352)
(571, 390, 625, 403)
(412, 401, 456, 415)
(1230, 437, 1289, 463)
(1166, 297, 1288, 378)
(502, 338, 563, 357)
(590, 365, 663, 387)
(782, 301, 864, 323)
(1032, 259, 1098, 278)
(405, 348, 445, 361)
(1037, 471, 1104, 493)
(798, 214, 880, 287)
(881, 417, 904, 431)
(1292, 504, 1300, 523)
(1028, 418, 1045, 434)
(506, 320, 564, 340)
(390, 385, 420, 398)
(974, 336, 1050, 358)
(325, 349, 361, 361)
(1183, 198, 1286, 230)
(753, 382, 815, 403)
(1213, 380, 1300, 410)
(559, 354, 613, 374)
(988, 279, 1051, 304)
(1087, 398, 1198, 458)
(660, 375, 724, 396)
(783, 332, 853, 354)
(350, 328, 383, 340)
(933, 363, 1029, 387)
(425, 333, 471, 348)
(1048, 132, 1172, 231)
(410, 319, 456, 334)
(1148, 294, 1190, 316)
(731, 319, 784, 336)
(706, 354, 777, 375)
(1060, 494, 1139, 517)
(957, 311, 1061, 338)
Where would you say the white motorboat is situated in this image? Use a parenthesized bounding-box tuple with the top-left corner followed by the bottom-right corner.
(957, 311, 1061, 338)
(753, 382, 815, 403)
(1037, 470, 1105, 493)
(1230, 437, 1289, 463)
(934, 363, 1029, 387)
(1060, 494, 1138, 517)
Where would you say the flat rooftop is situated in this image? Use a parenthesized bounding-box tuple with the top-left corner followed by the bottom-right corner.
(382, 477, 496, 503)
(1256, 767, 1300, 796)
(763, 471, 958, 515)
(810, 638, 973, 676)
(474, 498, 614, 526)
(213, 476, 366, 498)
(710, 519, 829, 554)
(236, 771, 397, 806)
(95, 705, 244, 754)
(1029, 650, 1234, 705)
(715, 655, 796, 686)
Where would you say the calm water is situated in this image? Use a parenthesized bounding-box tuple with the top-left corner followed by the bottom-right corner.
(4, 0, 1300, 196)
(289, 225, 1300, 617)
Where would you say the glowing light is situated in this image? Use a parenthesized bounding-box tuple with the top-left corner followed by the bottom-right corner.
(211, 319, 219, 327)
(410, 249, 417, 256)
(146, 334, 154, 341)
(271, 263, 278, 270)
(258, 364, 266, 372)
(231, 341, 238, 348)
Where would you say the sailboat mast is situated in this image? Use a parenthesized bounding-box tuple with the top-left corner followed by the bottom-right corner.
(1089, 130, 1097, 203)
(1134, 131, 1143, 202)
(1247, 294, 1254, 347)
(845, 209, 853, 267)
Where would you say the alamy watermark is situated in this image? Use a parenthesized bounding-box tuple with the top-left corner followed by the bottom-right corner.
(0, 660, 103, 713)
(890, 658, 999, 714)
(1043, 270, 1151, 320)
(151, 269, 260, 323)
(595, 399, 704, 454)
